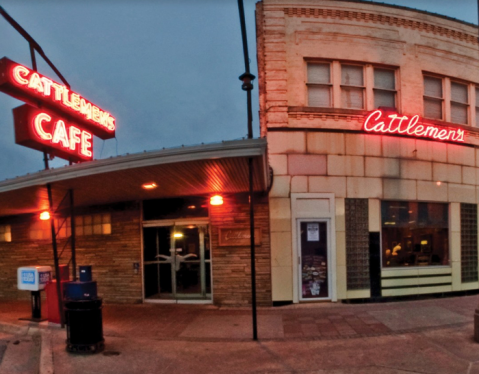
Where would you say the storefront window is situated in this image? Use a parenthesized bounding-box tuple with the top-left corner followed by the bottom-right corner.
(381, 201, 449, 267)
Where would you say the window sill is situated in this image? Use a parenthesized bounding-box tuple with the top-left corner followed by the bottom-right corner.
(289, 106, 368, 116)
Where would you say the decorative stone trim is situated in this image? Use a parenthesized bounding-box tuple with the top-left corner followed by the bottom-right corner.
(283, 8, 477, 45)
(288, 111, 364, 124)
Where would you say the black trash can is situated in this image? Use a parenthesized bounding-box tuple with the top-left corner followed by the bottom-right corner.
(64, 298, 104, 354)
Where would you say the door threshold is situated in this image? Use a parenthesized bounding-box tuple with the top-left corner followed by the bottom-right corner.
(143, 299, 212, 304)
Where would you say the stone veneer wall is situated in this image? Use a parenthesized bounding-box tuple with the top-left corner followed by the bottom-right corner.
(209, 194, 272, 307)
(0, 202, 142, 303)
(257, 0, 479, 301)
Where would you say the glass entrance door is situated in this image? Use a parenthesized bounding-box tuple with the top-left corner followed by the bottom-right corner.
(143, 224, 211, 301)
(298, 220, 330, 300)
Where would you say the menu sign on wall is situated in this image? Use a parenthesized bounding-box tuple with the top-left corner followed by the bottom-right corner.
(218, 227, 262, 247)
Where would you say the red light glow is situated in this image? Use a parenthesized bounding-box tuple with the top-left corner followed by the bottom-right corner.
(363, 110, 465, 143)
(13, 105, 93, 162)
(142, 182, 157, 190)
(40, 211, 50, 220)
(0, 57, 115, 140)
(210, 195, 224, 206)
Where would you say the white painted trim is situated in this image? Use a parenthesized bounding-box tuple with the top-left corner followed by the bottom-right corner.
(144, 299, 176, 304)
(143, 299, 213, 305)
(291, 193, 337, 303)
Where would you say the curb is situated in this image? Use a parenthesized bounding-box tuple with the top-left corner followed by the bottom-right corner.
(39, 330, 54, 374)
(0, 322, 29, 336)
(0, 321, 54, 374)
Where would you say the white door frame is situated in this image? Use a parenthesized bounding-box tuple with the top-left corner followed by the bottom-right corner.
(291, 193, 337, 303)
(297, 218, 332, 301)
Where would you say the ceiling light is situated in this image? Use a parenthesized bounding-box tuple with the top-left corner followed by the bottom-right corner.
(210, 195, 223, 206)
(40, 211, 51, 220)
(142, 182, 157, 190)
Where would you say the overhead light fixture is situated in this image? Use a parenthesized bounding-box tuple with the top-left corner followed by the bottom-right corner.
(142, 182, 157, 190)
(173, 233, 183, 238)
(40, 211, 51, 220)
(210, 195, 223, 206)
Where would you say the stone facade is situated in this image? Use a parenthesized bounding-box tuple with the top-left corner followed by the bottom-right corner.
(0, 202, 143, 303)
(0, 196, 272, 307)
(257, 0, 479, 302)
(210, 194, 272, 306)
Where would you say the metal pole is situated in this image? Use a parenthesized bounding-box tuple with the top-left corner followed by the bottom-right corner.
(248, 158, 257, 340)
(0, 6, 70, 87)
(47, 184, 65, 327)
(29, 43, 37, 71)
(237, 0, 258, 341)
(69, 189, 77, 281)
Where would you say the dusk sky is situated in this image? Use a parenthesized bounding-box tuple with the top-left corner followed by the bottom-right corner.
(0, 0, 476, 180)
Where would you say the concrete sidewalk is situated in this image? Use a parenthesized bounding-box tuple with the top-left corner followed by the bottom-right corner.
(1, 295, 479, 373)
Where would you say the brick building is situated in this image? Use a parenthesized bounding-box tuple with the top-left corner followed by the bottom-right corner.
(0, 139, 272, 306)
(257, 0, 479, 303)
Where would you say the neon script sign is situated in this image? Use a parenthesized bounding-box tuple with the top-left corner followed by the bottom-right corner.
(0, 57, 115, 140)
(13, 105, 93, 162)
(363, 110, 465, 143)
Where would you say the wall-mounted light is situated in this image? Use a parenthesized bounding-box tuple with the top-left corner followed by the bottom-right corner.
(142, 182, 157, 190)
(173, 233, 183, 238)
(40, 211, 51, 220)
(210, 195, 223, 206)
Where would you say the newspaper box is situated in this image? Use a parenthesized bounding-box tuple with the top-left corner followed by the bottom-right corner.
(17, 266, 52, 321)
(17, 266, 51, 291)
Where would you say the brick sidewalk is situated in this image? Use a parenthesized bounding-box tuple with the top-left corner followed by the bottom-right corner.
(0, 295, 477, 342)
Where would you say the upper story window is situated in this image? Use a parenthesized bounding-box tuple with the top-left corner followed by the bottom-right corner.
(423, 74, 477, 126)
(0, 225, 11, 242)
(307, 63, 331, 107)
(341, 64, 364, 109)
(451, 81, 468, 124)
(423, 76, 443, 120)
(374, 68, 396, 109)
(307, 62, 397, 111)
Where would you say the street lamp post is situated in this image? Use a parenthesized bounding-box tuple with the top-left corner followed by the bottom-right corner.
(237, 0, 258, 341)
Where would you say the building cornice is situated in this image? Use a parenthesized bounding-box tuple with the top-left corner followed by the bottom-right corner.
(283, 7, 478, 45)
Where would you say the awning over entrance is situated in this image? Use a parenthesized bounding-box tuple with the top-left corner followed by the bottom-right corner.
(0, 138, 269, 217)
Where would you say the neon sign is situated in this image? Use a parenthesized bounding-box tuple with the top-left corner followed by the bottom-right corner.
(0, 57, 115, 140)
(13, 104, 93, 162)
(363, 110, 465, 143)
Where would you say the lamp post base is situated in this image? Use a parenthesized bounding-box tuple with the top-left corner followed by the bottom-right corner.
(474, 308, 479, 342)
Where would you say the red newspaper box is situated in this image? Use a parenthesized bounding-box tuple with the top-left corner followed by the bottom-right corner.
(45, 265, 70, 324)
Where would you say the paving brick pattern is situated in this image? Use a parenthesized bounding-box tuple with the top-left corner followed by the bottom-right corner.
(282, 311, 391, 339)
(0, 295, 476, 343)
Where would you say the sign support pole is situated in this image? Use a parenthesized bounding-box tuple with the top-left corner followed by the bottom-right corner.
(47, 183, 65, 328)
(238, 0, 258, 341)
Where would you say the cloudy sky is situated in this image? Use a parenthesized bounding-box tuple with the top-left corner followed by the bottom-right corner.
(0, 0, 476, 180)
